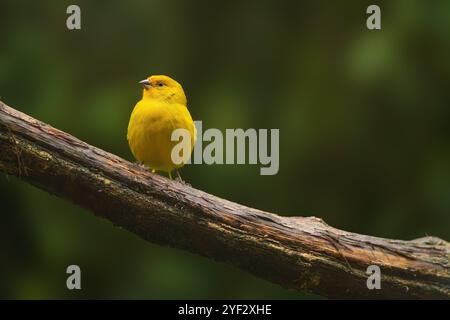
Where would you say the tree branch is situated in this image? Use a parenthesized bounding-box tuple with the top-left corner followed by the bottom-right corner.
(0, 100, 449, 299)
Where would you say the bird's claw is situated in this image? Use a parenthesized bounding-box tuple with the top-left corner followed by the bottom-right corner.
(175, 176, 191, 186)
(135, 162, 156, 174)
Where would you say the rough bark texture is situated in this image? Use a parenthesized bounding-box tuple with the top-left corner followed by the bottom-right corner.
(0, 100, 449, 299)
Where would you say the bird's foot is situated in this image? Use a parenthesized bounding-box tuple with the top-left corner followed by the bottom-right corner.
(175, 176, 191, 186)
(135, 162, 156, 173)
(135, 162, 145, 168)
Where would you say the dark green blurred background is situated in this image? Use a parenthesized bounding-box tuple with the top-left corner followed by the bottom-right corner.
(1, 0, 449, 299)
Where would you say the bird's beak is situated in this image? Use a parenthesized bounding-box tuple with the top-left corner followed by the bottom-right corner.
(139, 79, 151, 89)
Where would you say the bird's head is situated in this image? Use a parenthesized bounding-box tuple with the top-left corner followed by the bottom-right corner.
(140, 75, 187, 105)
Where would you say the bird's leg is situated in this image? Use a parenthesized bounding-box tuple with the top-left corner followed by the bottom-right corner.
(175, 170, 191, 186)
(176, 170, 183, 182)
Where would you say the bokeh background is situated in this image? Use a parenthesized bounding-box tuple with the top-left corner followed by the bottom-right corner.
(0, 0, 449, 299)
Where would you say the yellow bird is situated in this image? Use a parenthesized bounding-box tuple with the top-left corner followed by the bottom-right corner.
(127, 75, 196, 179)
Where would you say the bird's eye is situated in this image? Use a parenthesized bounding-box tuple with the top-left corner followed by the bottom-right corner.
(157, 82, 164, 87)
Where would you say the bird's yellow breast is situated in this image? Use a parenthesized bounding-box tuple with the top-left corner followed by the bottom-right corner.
(127, 99, 196, 172)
